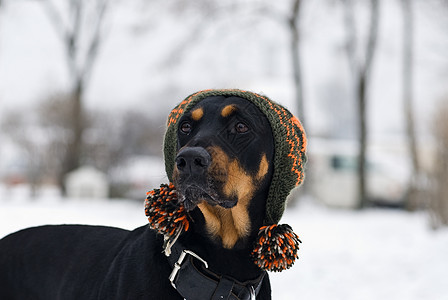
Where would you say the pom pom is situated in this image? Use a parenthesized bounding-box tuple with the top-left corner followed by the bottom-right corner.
(252, 224, 301, 272)
(145, 183, 190, 237)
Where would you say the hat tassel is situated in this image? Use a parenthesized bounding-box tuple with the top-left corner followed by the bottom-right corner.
(252, 224, 302, 272)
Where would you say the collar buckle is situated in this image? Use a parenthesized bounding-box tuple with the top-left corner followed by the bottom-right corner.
(169, 250, 209, 289)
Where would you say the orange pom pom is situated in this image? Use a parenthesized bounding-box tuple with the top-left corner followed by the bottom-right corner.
(252, 224, 301, 272)
(145, 183, 190, 236)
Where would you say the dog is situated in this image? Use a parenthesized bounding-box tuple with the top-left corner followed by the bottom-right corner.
(0, 92, 287, 299)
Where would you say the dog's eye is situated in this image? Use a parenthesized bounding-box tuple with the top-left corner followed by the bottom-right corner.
(235, 122, 249, 133)
(180, 121, 192, 134)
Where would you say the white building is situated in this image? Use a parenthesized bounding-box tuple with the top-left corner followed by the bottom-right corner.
(65, 166, 109, 199)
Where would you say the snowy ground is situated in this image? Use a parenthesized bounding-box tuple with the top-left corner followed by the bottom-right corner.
(1, 194, 447, 300)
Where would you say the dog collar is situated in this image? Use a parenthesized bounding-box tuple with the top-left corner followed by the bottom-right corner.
(166, 241, 265, 300)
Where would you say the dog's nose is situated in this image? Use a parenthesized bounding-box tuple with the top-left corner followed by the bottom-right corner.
(175, 147, 211, 175)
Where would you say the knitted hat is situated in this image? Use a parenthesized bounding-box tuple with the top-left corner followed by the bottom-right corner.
(145, 89, 306, 271)
(163, 89, 307, 225)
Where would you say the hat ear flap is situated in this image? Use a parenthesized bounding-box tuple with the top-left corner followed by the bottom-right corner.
(252, 224, 301, 272)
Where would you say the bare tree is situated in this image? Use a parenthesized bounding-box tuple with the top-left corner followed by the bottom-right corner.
(85, 109, 166, 172)
(253, 0, 306, 127)
(430, 100, 448, 228)
(38, 93, 81, 176)
(342, 0, 380, 208)
(1, 110, 54, 198)
(401, 0, 421, 210)
(40, 0, 109, 191)
(2, 92, 165, 198)
(162, 0, 307, 126)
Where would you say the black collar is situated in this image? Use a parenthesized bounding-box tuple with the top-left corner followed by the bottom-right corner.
(166, 241, 266, 300)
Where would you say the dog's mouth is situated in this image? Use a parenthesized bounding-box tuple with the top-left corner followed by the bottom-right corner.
(174, 178, 237, 211)
(176, 183, 216, 211)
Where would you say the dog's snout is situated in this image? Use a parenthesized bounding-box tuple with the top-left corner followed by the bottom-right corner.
(176, 147, 211, 175)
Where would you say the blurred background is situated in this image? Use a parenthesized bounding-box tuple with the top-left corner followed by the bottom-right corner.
(0, 0, 447, 299)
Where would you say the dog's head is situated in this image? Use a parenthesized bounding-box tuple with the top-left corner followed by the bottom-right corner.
(173, 95, 274, 212)
(171, 96, 275, 248)
(163, 90, 306, 248)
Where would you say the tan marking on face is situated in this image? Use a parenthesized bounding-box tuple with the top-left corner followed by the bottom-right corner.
(197, 146, 255, 249)
(191, 107, 204, 121)
(207, 147, 230, 182)
(256, 153, 269, 181)
(220, 105, 236, 118)
(172, 165, 179, 182)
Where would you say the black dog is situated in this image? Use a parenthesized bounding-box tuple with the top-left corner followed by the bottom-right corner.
(0, 95, 275, 299)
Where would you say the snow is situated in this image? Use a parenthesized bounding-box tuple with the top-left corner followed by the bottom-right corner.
(1, 195, 447, 300)
(273, 201, 448, 300)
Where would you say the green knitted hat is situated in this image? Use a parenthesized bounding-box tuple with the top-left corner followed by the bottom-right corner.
(163, 89, 307, 225)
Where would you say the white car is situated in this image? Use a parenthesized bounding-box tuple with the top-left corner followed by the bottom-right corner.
(307, 139, 410, 209)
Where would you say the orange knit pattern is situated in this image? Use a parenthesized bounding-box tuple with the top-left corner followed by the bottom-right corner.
(167, 90, 212, 127)
(251, 93, 306, 187)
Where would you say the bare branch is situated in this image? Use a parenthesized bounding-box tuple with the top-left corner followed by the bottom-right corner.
(290, 0, 301, 26)
(257, 5, 288, 25)
(41, 0, 109, 88)
(80, 0, 109, 85)
(156, 1, 244, 68)
(362, 0, 379, 78)
(69, 0, 82, 62)
(42, 1, 68, 43)
(342, 0, 358, 78)
(41, 0, 78, 80)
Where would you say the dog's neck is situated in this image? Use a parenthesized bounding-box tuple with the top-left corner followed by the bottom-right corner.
(197, 184, 267, 247)
(197, 201, 250, 249)
(176, 190, 268, 281)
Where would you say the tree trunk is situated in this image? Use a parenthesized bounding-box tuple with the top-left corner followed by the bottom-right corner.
(72, 81, 84, 171)
(288, 0, 310, 199)
(402, 0, 420, 210)
(357, 76, 368, 208)
(41, 0, 108, 195)
(430, 104, 448, 228)
(60, 81, 84, 193)
(28, 160, 40, 200)
(357, 0, 379, 208)
(290, 0, 305, 128)
(343, 0, 379, 208)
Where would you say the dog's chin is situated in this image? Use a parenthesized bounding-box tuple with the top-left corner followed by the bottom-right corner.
(177, 185, 216, 211)
(176, 184, 236, 211)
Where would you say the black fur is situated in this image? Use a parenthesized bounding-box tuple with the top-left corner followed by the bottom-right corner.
(0, 96, 275, 299)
